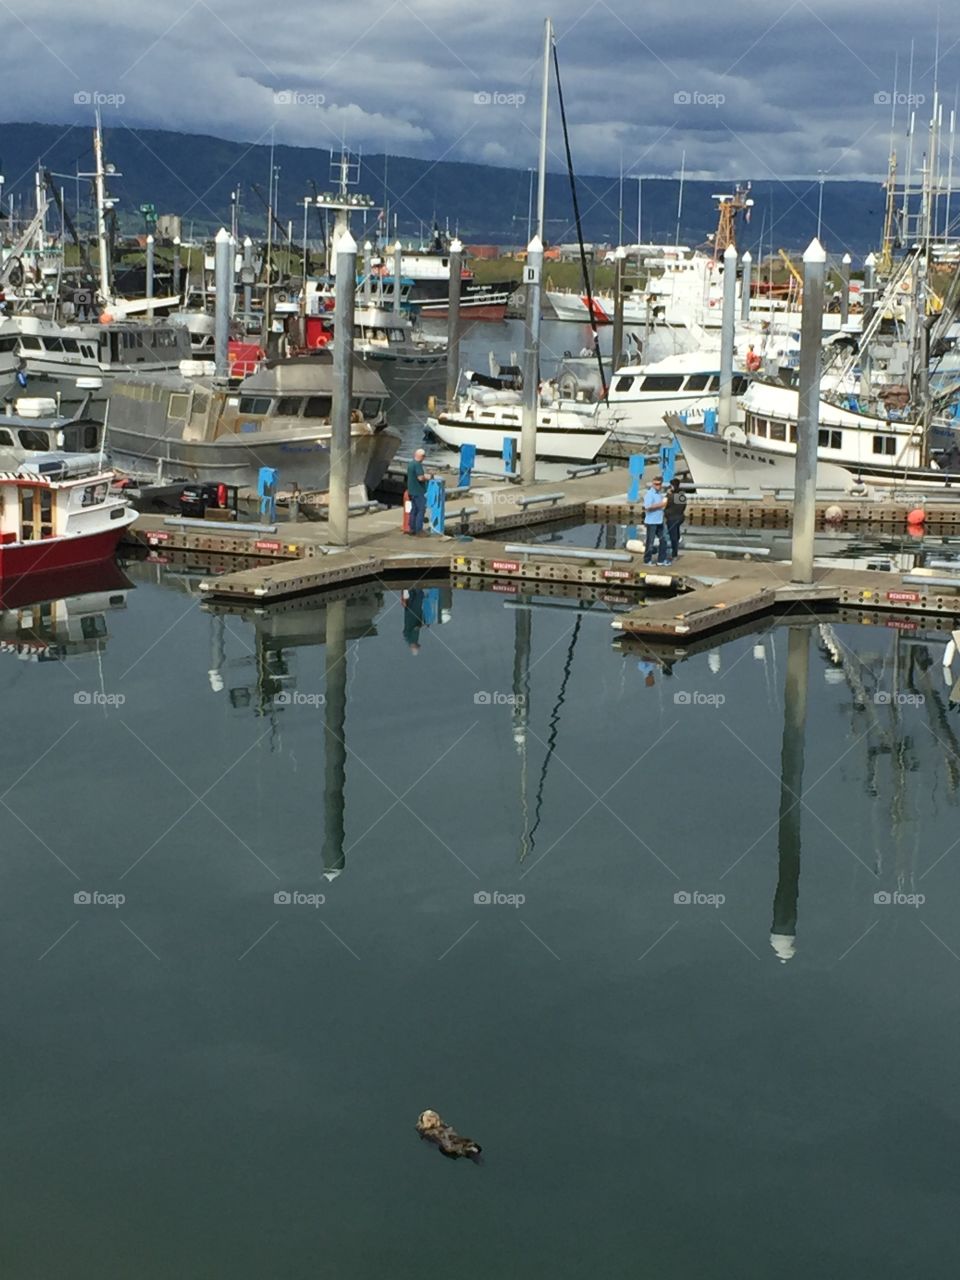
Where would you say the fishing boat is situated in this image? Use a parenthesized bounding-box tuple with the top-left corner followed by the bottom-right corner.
(0, 396, 105, 468)
(105, 352, 400, 494)
(428, 371, 610, 462)
(0, 454, 136, 578)
(671, 377, 960, 492)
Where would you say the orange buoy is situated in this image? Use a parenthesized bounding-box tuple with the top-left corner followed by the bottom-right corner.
(99, 312, 112, 324)
(907, 507, 926, 526)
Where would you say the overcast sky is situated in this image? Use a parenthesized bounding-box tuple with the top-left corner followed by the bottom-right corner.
(3, 0, 955, 183)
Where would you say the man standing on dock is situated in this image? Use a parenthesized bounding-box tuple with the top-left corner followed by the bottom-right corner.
(664, 477, 687, 560)
(642, 475, 671, 566)
(406, 449, 430, 535)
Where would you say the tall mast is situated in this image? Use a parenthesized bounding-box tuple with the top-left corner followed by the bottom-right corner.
(93, 110, 111, 303)
(535, 17, 551, 241)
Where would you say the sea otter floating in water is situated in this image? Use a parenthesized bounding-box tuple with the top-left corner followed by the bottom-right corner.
(416, 1110, 482, 1161)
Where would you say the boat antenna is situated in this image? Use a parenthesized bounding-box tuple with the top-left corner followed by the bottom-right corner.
(675, 149, 686, 247)
(551, 37, 606, 396)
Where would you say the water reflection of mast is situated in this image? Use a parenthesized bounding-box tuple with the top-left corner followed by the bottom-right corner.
(513, 599, 532, 860)
(771, 626, 810, 964)
(322, 598, 348, 881)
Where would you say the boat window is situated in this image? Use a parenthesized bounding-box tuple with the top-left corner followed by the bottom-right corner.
(361, 398, 381, 418)
(238, 396, 271, 414)
(769, 421, 787, 441)
(276, 397, 304, 416)
(20, 335, 41, 350)
(20, 487, 34, 540)
(0, 336, 18, 352)
(83, 426, 99, 449)
(81, 483, 108, 507)
(684, 374, 711, 391)
(751, 417, 767, 437)
(39, 487, 53, 537)
(304, 395, 332, 418)
(110, 506, 127, 519)
(192, 391, 209, 416)
(873, 434, 897, 455)
(788, 424, 797, 443)
(82, 345, 96, 359)
(732, 375, 748, 396)
(0, 429, 12, 445)
(640, 375, 684, 392)
(61, 338, 80, 353)
(167, 393, 191, 421)
(706, 376, 719, 391)
(614, 376, 634, 392)
(818, 429, 842, 449)
(18, 429, 51, 451)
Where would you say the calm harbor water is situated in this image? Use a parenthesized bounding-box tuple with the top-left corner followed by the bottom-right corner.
(3, 547, 960, 1278)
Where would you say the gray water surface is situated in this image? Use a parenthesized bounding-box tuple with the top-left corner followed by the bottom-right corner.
(3, 560, 960, 1278)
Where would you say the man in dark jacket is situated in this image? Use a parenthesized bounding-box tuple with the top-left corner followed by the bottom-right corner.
(664, 477, 687, 559)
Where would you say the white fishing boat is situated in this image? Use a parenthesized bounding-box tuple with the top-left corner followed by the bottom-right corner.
(672, 377, 960, 493)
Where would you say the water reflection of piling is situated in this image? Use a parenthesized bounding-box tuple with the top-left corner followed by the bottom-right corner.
(512, 600, 532, 860)
(771, 626, 810, 963)
(322, 598, 348, 881)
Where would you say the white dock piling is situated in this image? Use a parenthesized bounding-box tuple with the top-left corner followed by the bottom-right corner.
(329, 231, 357, 546)
(790, 239, 825, 584)
(717, 244, 738, 431)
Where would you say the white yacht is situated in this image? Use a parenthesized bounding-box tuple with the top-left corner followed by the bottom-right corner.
(427, 372, 610, 462)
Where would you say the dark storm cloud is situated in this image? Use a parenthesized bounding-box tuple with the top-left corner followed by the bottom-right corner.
(1, 0, 953, 181)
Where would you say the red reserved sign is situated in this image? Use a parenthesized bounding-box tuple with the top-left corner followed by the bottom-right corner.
(147, 531, 170, 543)
(491, 582, 518, 594)
(885, 618, 918, 630)
(887, 590, 921, 603)
(491, 560, 520, 572)
(602, 568, 632, 580)
(255, 540, 283, 551)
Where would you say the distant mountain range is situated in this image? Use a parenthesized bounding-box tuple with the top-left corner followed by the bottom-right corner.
(0, 122, 889, 259)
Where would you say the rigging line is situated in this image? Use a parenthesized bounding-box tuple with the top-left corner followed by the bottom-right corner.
(525, 611, 583, 854)
(551, 40, 607, 400)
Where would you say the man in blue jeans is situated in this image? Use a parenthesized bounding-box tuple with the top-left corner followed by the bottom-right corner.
(406, 449, 430, 535)
(642, 474, 671, 565)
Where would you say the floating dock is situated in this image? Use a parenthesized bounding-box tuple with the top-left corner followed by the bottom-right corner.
(123, 468, 960, 637)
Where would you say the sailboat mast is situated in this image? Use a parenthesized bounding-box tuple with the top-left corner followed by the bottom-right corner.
(535, 17, 551, 240)
(92, 110, 111, 303)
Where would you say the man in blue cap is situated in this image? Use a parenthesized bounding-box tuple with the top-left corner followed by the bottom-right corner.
(642, 474, 671, 566)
